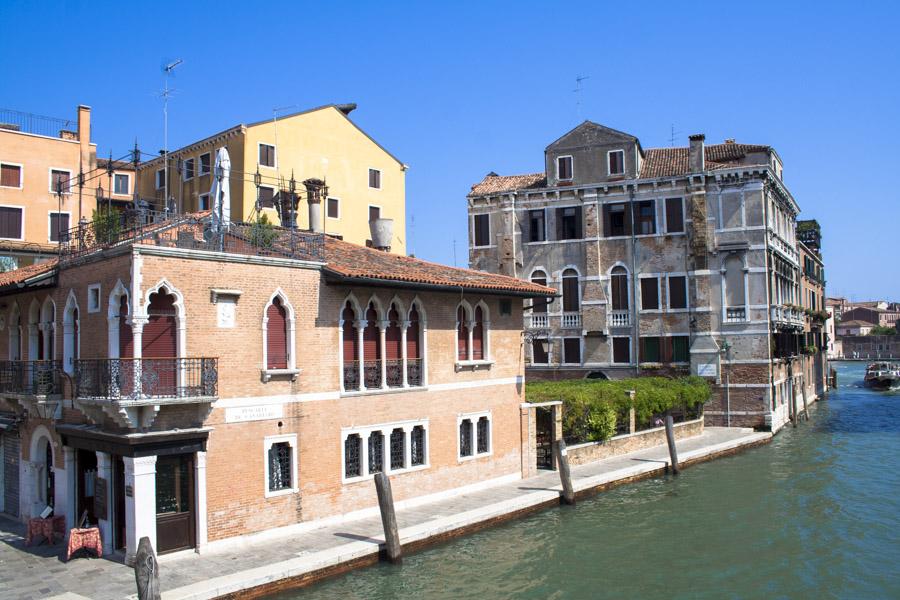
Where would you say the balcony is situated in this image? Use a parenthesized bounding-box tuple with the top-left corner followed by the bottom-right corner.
(609, 310, 631, 328)
(561, 312, 582, 329)
(771, 305, 805, 330)
(74, 358, 217, 429)
(407, 358, 423, 387)
(386, 359, 403, 388)
(768, 234, 799, 263)
(0, 360, 63, 419)
(725, 307, 747, 323)
(527, 313, 549, 329)
(344, 358, 424, 392)
(343, 360, 360, 391)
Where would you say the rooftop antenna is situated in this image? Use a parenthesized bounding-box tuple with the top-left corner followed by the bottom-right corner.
(669, 123, 682, 147)
(573, 74, 590, 121)
(161, 58, 183, 215)
(271, 104, 298, 177)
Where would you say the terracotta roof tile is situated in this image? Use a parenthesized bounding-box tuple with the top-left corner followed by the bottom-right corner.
(0, 259, 58, 288)
(323, 237, 556, 297)
(469, 173, 546, 196)
(640, 142, 771, 179)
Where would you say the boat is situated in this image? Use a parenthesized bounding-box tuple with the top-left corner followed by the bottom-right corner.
(864, 362, 900, 390)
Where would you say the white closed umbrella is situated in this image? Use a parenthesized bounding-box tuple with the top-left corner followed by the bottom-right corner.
(210, 147, 231, 231)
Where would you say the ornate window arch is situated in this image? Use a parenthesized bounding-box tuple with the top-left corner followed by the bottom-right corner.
(473, 300, 490, 360)
(27, 299, 40, 361)
(722, 253, 749, 322)
(63, 290, 80, 374)
(262, 289, 298, 380)
(340, 295, 362, 392)
(456, 301, 472, 361)
(107, 279, 131, 359)
(39, 297, 56, 361)
(406, 298, 426, 387)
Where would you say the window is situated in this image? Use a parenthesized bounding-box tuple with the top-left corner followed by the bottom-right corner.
(199, 152, 211, 175)
(49, 212, 69, 243)
(155, 169, 165, 190)
(563, 338, 581, 364)
(363, 302, 381, 389)
(87, 284, 101, 313)
(0, 163, 22, 188)
(327, 197, 340, 219)
(198, 193, 210, 211)
(50, 169, 71, 194)
(671, 335, 690, 362)
(635, 200, 656, 235)
(612, 337, 631, 364)
(528, 209, 545, 242)
(258, 185, 275, 208)
(0, 207, 23, 240)
(557, 206, 582, 240)
(472, 305, 486, 360)
(608, 150, 625, 175)
(343, 421, 429, 481)
(604, 202, 630, 237)
(259, 143, 276, 168)
(411, 425, 426, 466)
(368, 168, 381, 189)
(344, 434, 362, 478)
(266, 296, 289, 369)
(368, 205, 381, 223)
(640, 277, 659, 310)
(473, 214, 490, 247)
(182, 158, 195, 181)
(668, 276, 688, 310)
(610, 266, 629, 310)
(724, 256, 745, 308)
(557, 155, 573, 181)
(562, 269, 579, 312)
(368, 431, 384, 474)
(665, 198, 684, 233)
(457, 306, 469, 360)
(531, 270, 548, 314)
(459, 412, 491, 460)
(264, 434, 297, 497)
(532, 338, 549, 364)
(390, 428, 406, 470)
(640, 337, 661, 363)
(114, 173, 129, 195)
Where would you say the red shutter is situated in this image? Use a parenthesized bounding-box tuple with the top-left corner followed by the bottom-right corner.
(363, 304, 380, 360)
(342, 305, 358, 362)
(119, 296, 133, 358)
(385, 307, 401, 360)
(457, 307, 468, 361)
(266, 299, 288, 369)
(472, 306, 484, 360)
(143, 290, 177, 396)
(406, 307, 420, 359)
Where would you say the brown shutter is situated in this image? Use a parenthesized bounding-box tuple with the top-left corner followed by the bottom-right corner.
(266, 299, 288, 369)
(457, 307, 468, 360)
(363, 305, 380, 361)
(666, 198, 684, 233)
(1, 164, 20, 187)
(603, 204, 612, 237)
(624, 201, 633, 236)
(0, 207, 22, 239)
(472, 306, 484, 360)
(574, 206, 583, 238)
(640, 278, 658, 310)
(342, 305, 357, 362)
(143, 292, 177, 358)
(406, 307, 420, 359)
(385, 307, 401, 360)
(562, 274, 579, 311)
(119, 296, 133, 358)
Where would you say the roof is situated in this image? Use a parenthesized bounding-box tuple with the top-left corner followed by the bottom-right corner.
(97, 158, 135, 171)
(639, 142, 771, 178)
(838, 320, 875, 328)
(323, 237, 556, 297)
(0, 259, 57, 288)
(469, 173, 546, 196)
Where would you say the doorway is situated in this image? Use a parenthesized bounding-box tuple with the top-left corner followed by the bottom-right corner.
(536, 407, 554, 470)
(76, 449, 97, 525)
(155, 454, 195, 554)
(114, 456, 126, 550)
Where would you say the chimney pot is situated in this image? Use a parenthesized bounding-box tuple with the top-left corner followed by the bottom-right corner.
(689, 133, 705, 172)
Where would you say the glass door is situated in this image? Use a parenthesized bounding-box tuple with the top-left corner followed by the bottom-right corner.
(155, 454, 195, 553)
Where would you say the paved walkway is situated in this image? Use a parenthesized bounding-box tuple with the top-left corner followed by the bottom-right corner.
(0, 427, 770, 600)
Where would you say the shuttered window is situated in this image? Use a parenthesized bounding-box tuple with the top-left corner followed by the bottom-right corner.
(266, 297, 288, 369)
(635, 200, 656, 235)
(563, 338, 581, 364)
(50, 169, 70, 194)
(407, 305, 420, 359)
(1, 164, 21, 187)
(611, 267, 629, 310)
(472, 306, 485, 360)
(557, 156, 573, 180)
(385, 306, 401, 360)
(612, 337, 630, 364)
(342, 303, 358, 362)
(640, 337, 661, 363)
(608, 150, 624, 175)
(604, 202, 631, 237)
(258, 186, 275, 208)
(119, 295, 133, 358)
(668, 276, 688, 309)
(531, 271, 548, 313)
(259, 144, 276, 167)
(363, 304, 380, 361)
(473, 214, 490, 247)
(640, 277, 659, 310)
(562, 270, 579, 312)
(368, 168, 381, 189)
(557, 206, 582, 240)
(457, 306, 469, 361)
(144, 291, 176, 358)
(671, 336, 690, 362)
(665, 198, 684, 233)
(0, 207, 23, 239)
(49, 213, 69, 243)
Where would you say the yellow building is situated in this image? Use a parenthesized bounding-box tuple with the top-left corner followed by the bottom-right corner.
(0, 105, 96, 267)
(136, 104, 407, 253)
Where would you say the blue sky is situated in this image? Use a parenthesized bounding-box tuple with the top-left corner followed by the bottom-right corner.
(2, 1, 898, 300)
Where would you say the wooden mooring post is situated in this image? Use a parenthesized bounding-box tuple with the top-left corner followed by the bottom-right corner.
(553, 438, 576, 505)
(134, 537, 160, 600)
(374, 471, 402, 564)
(802, 387, 810, 421)
(664, 415, 680, 475)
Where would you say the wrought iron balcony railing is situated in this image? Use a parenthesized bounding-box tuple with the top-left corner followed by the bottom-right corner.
(364, 360, 382, 389)
(343, 360, 360, 391)
(0, 360, 62, 396)
(385, 359, 403, 388)
(74, 357, 217, 402)
(407, 358, 423, 387)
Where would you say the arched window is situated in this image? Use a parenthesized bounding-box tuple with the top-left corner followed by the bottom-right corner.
(118, 295, 133, 358)
(28, 300, 40, 361)
(363, 302, 381, 389)
(610, 266, 629, 310)
(407, 303, 422, 386)
(341, 301, 359, 391)
(9, 304, 21, 361)
(531, 270, 548, 314)
(457, 306, 469, 361)
(266, 297, 288, 369)
(63, 293, 80, 375)
(145, 288, 177, 396)
(385, 304, 402, 387)
(562, 269, 579, 312)
(40, 298, 56, 361)
(725, 256, 745, 308)
(472, 305, 485, 360)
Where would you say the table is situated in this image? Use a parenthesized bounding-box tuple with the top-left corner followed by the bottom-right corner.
(66, 527, 103, 560)
(25, 515, 66, 546)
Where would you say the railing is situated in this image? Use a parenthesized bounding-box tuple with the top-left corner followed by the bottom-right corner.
(609, 310, 630, 327)
(527, 313, 549, 329)
(407, 358, 423, 387)
(561, 312, 581, 329)
(725, 307, 747, 323)
(386, 359, 403, 388)
(0, 361, 62, 396)
(0, 108, 75, 138)
(59, 213, 325, 266)
(769, 233, 799, 262)
(364, 360, 382, 389)
(74, 358, 217, 402)
(343, 360, 360, 391)
(771, 305, 805, 328)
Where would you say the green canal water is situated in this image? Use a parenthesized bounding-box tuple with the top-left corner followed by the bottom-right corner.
(279, 361, 900, 599)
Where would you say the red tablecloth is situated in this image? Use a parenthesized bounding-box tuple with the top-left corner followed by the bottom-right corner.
(66, 527, 103, 560)
(25, 516, 66, 546)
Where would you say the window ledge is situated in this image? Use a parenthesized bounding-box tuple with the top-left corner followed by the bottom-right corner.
(264, 486, 298, 499)
(455, 360, 494, 371)
(342, 463, 430, 485)
(261, 368, 301, 382)
(341, 385, 427, 398)
(458, 451, 492, 463)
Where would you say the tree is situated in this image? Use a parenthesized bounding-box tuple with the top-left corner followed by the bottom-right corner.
(868, 325, 897, 336)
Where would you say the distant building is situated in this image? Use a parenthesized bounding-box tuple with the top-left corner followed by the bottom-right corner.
(841, 306, 899, 329)
(825, 305, 841, 359)
(840, 335, 900, 359)
(836, 320, 874, 336)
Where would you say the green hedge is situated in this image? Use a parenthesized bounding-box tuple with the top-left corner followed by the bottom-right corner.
(526, 376, 711, 443)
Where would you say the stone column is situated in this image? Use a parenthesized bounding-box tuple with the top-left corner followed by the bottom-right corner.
(195, 451, 208, 552)
(467, 320, 475, 361)
(96, 451, 114, 554)
(130, 318, 146, 397)
(355, 320, 365, 390)
(378, 321, 388, 390)
(400, 320, 409, 388)
(62, 447, 76, 530)
(124, 455, 156, 566)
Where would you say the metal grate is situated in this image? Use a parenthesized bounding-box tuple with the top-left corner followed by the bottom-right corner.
(459, 419, 473, 457)
(344, 434, 362, 478)
(411, 426, 426, 466)
(477, 416, 490, 454)
(390, 428, 405, 470)
(368, 431, 384, 474)
(364, 361, 382, 389)
(343, 360, 360, 391)
(407, 358, 423, 387)
(385, 359, 403, 388)
(268, 442, 292, 491)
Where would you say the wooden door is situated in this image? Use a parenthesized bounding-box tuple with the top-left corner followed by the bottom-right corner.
(114, 456, 126, 550)
(144, 291, 177, 396)
(155, 454, 195, 554)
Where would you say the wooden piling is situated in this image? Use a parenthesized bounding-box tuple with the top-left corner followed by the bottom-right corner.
(553, 438, 576, 505)
(374, 472, 402, 564)
(664, 415, 680, 475)
(134, 537, 160, 600)
(802, 387, 810, 421)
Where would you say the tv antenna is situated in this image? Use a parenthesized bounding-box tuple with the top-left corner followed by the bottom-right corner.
(669, 123, 682, 147)
(573, 74, 590, 121)
(161, 58, 183, 214)
(272, 104, 298, 167)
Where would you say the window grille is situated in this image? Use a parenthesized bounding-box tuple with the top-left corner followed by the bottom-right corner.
(344, 434, 361, 478)
(477, 417, 490, 454)
(368, 430, 384, 474)
(411, 426, 426, 466)
(459, 419, 473, 457)
(268, 442, 292, 491)
(390, 428, 405, 470)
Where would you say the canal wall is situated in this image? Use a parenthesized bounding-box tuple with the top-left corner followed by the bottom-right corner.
(566, 418, 704, 466)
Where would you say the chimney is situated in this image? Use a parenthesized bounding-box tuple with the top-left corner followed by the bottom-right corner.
(689, 133, 705, 172)
(369, 218, 393, 252)
(303, 178, 326, 233)
(77, 105, 91, 147)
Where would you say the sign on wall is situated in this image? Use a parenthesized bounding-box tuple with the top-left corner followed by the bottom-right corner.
(225, 404, 284, 423)
(697, 363, 718, 378)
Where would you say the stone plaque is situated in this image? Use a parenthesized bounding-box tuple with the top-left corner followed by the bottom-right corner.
(217, 297, 237, 328)
(697, 363, 717, 377)
(94, 477, 108, 520)
(225, 404, 283, 423)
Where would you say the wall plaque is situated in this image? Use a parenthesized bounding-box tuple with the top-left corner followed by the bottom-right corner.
(697, 363, 718, 378)
(225, 404, 284, 423)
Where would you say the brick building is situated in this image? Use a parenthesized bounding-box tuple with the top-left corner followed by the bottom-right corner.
(0, 212, 553, 564)
(467, 121, 828, 431)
